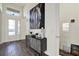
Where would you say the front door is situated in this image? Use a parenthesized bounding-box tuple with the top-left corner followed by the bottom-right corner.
(8, 18, 20, 41)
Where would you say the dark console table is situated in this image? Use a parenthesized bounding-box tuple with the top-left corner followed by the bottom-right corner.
(26, 35, 47, 56)
(71, 44, 79, 56)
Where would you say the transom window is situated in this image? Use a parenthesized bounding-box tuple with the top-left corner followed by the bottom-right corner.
(6, 8, 20, 16)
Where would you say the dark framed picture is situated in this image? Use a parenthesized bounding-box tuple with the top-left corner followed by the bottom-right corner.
(30, 3, 45, 29)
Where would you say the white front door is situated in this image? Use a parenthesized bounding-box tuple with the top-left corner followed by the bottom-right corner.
(8, 18, 20, 41)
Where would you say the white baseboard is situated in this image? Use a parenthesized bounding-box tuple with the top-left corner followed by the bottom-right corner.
(45, 51, 59, 56)
(45, 51, 50, 56)
(0, 39, 25, 44)
(0, 42, 3, 44)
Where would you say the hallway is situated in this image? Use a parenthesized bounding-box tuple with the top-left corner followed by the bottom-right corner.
(0, 40, 47, 56)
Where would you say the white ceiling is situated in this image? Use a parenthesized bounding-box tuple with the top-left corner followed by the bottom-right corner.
(5, 3, 26, 8)
(12, 3, 26, 7)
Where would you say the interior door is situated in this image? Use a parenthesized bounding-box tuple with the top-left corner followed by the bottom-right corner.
(8, 18, 20, 41)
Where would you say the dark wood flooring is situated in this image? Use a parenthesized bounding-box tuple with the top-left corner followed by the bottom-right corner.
(0, 40, 47, 56)
(59, 49, 73, 56)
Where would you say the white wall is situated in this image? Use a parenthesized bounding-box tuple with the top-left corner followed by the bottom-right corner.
(0, 4, 2, 43)
(0, 3, 2, 11)
(45, 3, 59, 56)
(24, 3, 59, 56)
(60, 4, 79, 52)
(0, 9, 2, 43)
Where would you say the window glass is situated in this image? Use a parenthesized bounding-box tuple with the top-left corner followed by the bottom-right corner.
(62, 23, 69, 31)
(8, 19, 15, 35)
(6, 8, 20, 16)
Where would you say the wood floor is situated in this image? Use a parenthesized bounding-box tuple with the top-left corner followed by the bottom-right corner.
(59, 49, 73, 56)
(0, 40, 47, 56)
